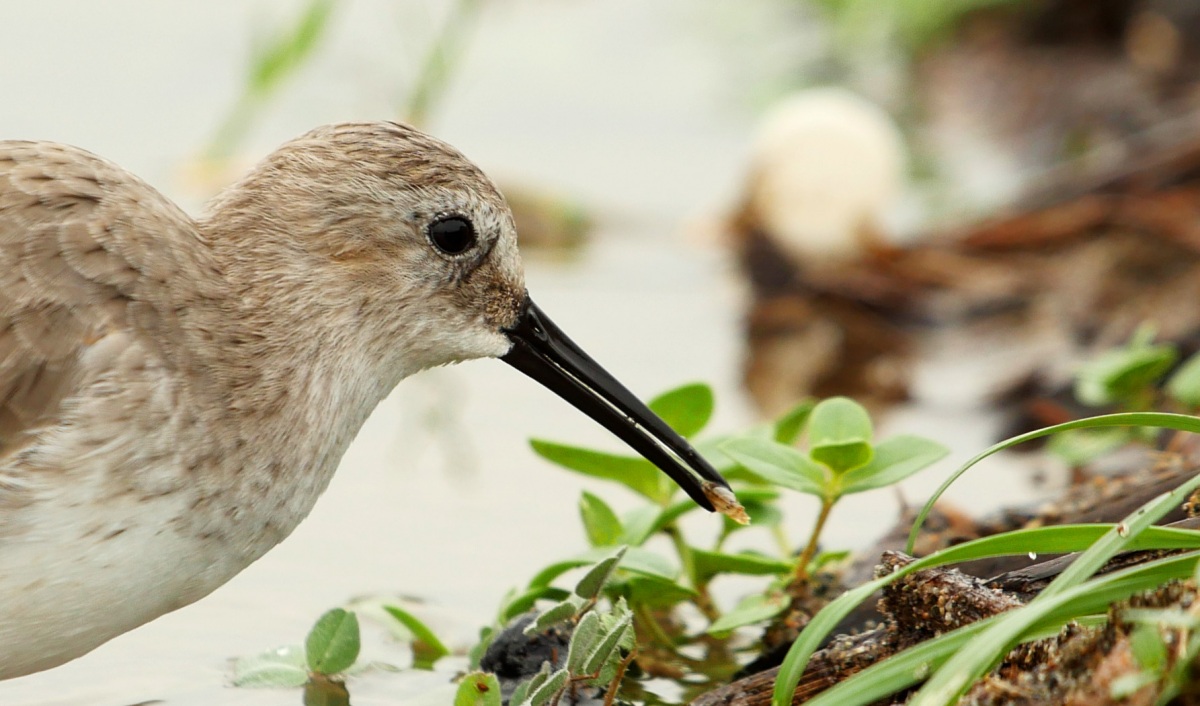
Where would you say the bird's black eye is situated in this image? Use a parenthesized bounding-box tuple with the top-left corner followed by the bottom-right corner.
(427, 215, 477, 256)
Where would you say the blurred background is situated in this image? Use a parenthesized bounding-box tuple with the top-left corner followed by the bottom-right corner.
(1, 1, 1198, 703)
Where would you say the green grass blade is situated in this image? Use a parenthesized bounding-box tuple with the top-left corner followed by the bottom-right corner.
(909, 475, 1200, 706)
(790, 552, 1199, 706)
(906, 412, 1200, 554)
(771, 523, 1200, 706)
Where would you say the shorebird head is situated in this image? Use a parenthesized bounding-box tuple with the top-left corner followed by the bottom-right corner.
(207, 121, 743, 518)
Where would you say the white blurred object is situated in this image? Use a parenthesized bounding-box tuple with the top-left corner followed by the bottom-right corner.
(747, 88, 908, 261)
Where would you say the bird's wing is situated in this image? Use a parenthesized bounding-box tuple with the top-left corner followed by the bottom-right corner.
(0, 140, 221, 459)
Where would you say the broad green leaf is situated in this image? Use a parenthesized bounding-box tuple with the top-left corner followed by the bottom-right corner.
(579, 492, 623, 547)
(501, 586, 570, 622)
(383, 605, 449, 670)
(525, 668, 569, 706)
(620, 574, 698, 609)
(454, 671, 502, 706)
(530, 440, 670, 503)
(523, 596, 585, 635)
(695, 434, 756, 474)
(1167, 351, 1200, 406)
(619, 505, 664, 547)
(576, 546, 627, 599)
(592, 545, 675, 580)
(305, 609, 360, 675)
(518, 662, 552, 703)
(807, 397, 873, 473)
(720, 438, 827, 496)
(774, 399, 815, 443)
(232, 645, 308, 687)
(566, 611, 604, 674)
(692, 548, 793, 583)
(509, 680, 532, 706)
(583, 612, 632, 674)
(1075, 342, 1177, 407)
(839, 435, 947, 494)
(707, 592, 790, 634)
(648, 382, 714, 438)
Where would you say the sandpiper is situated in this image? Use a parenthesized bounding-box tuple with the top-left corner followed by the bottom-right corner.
(0, 121, 744, 679)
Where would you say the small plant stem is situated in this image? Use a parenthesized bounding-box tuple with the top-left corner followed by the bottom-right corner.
(635, 604, 677, 649)
(665, 524, 719, 620)
(404, 0, 485, 127)
(794, 497, 835, 584)
(603, 650, 639, 706)
(772, 524, 792, 557)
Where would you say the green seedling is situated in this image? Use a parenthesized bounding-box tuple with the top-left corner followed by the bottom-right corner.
(722, 396, 947, 583)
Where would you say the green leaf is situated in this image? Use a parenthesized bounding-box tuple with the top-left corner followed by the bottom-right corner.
(1128, 622, 1168, 673)
(526, 668, 569, 706)
(707, 592, 790, 634)
(773, 399, 815, 443)
(720, 437, 827, 496)
(517, 662, 552, 705)
(807, 397, 874, 473)
(468, 626, 494, 671)
(232, 645, 309, 687)
(523, 596, 586, 635)
(1047, 427, 1133, 467)
(455, 671, 502, 706)
(772, 521, 1200, 706)
(906, 472, 1200, 706)
(501, 586, 571, 622)
(596, 545, 676, 580)
(249, 0, 336, 96)
(583, 612, 632, 675)
(1167, 351, 1200, 407)
(620, 574, 698, 609)
(619, 505, 666, 547)
(509, 680, 532, 706)
(530, 439, 670, 503)
(576, 546, 627, 599)
(305, 609, 360, 675)
(579, 492, 623, 547)
(566, 610, 604, 674)
(619, 496, 715, 546)
(1075, 340, 1178, 407)
(728, 496, 784, 531)
(382, 605, 450, 670)
(839, 435, 947, 494)
(648, 382, 714, 438)
(907, 412, 1200, 554)
(692, 548, 794, 584)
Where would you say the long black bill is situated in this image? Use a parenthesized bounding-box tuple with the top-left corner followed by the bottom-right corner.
(501, 294, 741, 517)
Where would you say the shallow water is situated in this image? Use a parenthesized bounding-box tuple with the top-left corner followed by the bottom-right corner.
(0, 2, 1047, 703)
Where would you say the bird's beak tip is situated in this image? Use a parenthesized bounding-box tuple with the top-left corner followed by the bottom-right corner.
(703, 482, 750, 525)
